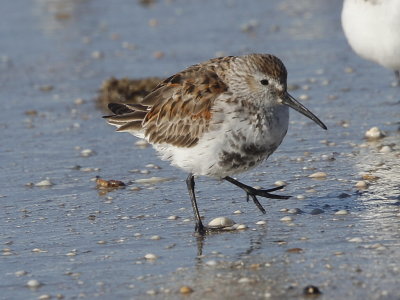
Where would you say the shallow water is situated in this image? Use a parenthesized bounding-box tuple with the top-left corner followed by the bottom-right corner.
(1, 0, 399, 299)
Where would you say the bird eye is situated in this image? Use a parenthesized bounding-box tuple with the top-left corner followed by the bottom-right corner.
(260, 79, 269, 86)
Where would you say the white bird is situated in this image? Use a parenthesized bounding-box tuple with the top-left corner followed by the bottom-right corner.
(342, 0, 400, 84)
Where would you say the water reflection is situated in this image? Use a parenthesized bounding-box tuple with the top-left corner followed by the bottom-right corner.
(355, 134, 400, 239)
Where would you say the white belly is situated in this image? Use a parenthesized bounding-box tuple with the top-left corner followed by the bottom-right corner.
(153, 105, 289, 178)
(342, 0, 400, 71)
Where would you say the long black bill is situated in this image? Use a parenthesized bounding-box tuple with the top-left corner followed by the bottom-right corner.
(282, 93, 327, 130)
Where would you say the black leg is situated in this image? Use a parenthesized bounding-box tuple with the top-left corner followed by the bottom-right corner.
(395, 70, 400, 86)
(186, 173, 206, 234)
(224, 176, 290, 214)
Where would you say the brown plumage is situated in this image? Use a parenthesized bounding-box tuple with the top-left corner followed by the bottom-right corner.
(105, 59, 229, 147)
(104, 53, 327, 234)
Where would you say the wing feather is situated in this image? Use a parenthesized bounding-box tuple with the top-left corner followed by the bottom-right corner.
(104, 59, 231, 147)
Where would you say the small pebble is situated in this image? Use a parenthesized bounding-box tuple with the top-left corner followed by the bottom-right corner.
(238, 277, 253, 284)
(32, 248, 48, 253)
(348, 237, 363, 243)
(274, 180, 286, 186)
(233, 210, 242, 214)
(15, 270, 28, 276)
(287, 248, 303, 253)
(264, 292, 272, 298)
(296, 195, 305, 200)
(355, 181, 369, 189)
(145, 163, 161, 169)
(91, 51, 103, 59)
(310, 208, 324, 215)
(165, 243, 176, 249)
(35, 179, 54, 187)
(38, 294, 51, 300)
(208, 217, 235, 228)
(38, 85, 53, 92)
(74, 98, 84, 105)
(80, 149, 95, 157)
(167, 215, 179, 220)
(205, 260, 217, 266)
(335, 210, 349, 215)
(288, 208, 304, 214)
(146, 290, 157, 295)
(179, 286, 193, 294)
(134, 177, 172, 184)
(3, 250, 13, 256)
(150, 235, 161, 240)
(144, 253, 158, 260)
(308, 172, 327, 179)
(338, 193, 350, 198)
(25, 110, 37, 117)
(361, 174, 380, 181)
(250, 263, 261, 270)
(379, 145, 392, 153)
(256, 220, 267, 225)
(80, 167, 98, 172)
(280, 216, 293, 222)
(235, 224, 247, 230)
(364, 126, 386, 140)
(303, 285, 322, 295)
(321, 154, 335, 161)
(27, 279, 41, 288)
(96, 178, 126, 188)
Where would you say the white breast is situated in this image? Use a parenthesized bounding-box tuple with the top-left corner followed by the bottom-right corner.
(342, 0, 400, 71)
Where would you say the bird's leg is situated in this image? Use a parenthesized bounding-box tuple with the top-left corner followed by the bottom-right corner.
(224, 176, 290, 214)
(395, 70, 400, 86)
(186, 173, 206, 235)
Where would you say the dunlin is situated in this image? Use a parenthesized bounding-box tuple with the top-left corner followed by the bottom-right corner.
(342, 0, 400, 84)
(104, 54, 327, 234)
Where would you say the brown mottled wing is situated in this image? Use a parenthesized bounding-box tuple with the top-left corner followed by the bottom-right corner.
(141, 66, 228, 147)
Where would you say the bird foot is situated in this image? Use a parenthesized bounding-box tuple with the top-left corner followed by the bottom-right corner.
(224, 176, 291, 214)
(194, 222, 207, 236)
(246, 185, 290, 200)
(244, 185, 291, 214)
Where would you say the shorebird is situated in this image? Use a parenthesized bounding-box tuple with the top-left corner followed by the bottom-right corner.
(342, 0, 400, 84)
(104, 54, 327, 234)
